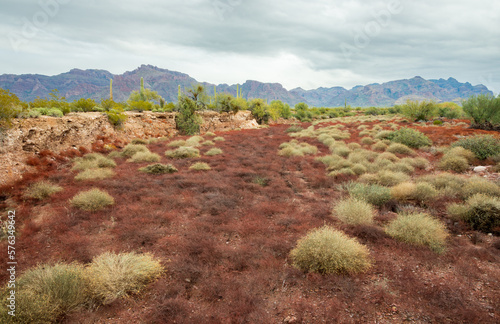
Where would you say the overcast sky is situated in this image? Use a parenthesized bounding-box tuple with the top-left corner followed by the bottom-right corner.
(1, 0, 499, 93)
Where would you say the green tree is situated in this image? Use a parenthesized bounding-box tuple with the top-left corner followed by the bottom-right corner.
(462, 94, 500, 129)
(248, 98, 270, 124)
(0, 88, 22, 131)
(71, 98, 98, 112)
(294, 102, 312, 121)
(174, 84, 206, 135)
(401, 100, 436, 121)
(127, 78, 163, 111)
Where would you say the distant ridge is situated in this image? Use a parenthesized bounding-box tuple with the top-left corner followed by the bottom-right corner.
(0, 65, 492, 107)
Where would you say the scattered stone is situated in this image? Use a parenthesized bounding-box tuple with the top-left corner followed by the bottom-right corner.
(474, 166, 489, 173)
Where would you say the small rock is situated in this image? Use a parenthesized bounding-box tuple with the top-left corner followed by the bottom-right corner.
(474, 166, 488, 173)
(284, 315, 297, 323)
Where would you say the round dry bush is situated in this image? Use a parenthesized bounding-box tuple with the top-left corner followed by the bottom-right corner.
(401, 157, 429, 170)
(204, 131, 216, 137)
(387, 143, 415, 156)
(0, 263, 89, 323)
(121, 144, 149, 158)
(70, 188, 115, 211)
(75, 168, 115, 181)
(333, 146, 351, 157)
(165, 146, 200, 159)
(24, 181, 62, 200)
(127, 151, 161, 163)
(289, 226, 372, 275)
(417, 173, 466, 198)
(139, 163, 178, 174)
(167, 140, 187, 148)
(334, 197, 375, 225)
(462, 177, 500, 198)
(316, 154, 343, 167)
(376, 152, 399, 162)
(131, 138, 148, 145)
(385, 212, 448, 253)
(213, 136, 225, 142)
(391, 182, 416, 202)
(189, 162, 211, 171)
(376, 170, 410, 186)
(86, 252, 164, 305)
(347, 142, 362, 150)
(205, 148, 223, 156)
(371, 141, 388, 152)
(439, 155, 469, 173)
(329, 167, 356, 178)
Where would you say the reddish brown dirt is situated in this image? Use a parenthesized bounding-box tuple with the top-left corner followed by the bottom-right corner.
(1, 121, 499, 323)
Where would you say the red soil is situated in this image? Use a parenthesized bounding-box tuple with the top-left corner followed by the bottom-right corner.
(0, 122, 499, 323)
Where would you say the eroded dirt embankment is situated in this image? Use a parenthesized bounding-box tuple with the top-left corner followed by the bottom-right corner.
(0, 110, 258, 185)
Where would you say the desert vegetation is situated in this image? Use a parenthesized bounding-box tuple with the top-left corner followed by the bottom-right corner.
(0, 92, 500, 323)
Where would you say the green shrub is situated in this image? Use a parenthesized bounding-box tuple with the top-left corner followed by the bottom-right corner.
(401, 100, 437, 121)
(451, 135, 500, 160)
(387, 143, 415, 155)
(189, 162, 211, 171)
(347, 182, 391, 206)
(106, 108, 127, 128)
(333, 197, 375, 225)
(387, 127, 432, 148)
(289, 226, 371, 274)
(127, 151, 161, 163)
(438, 155, 469, 173)
(75, 168, 115, 181)
(139, 163, 178, 174)
(447, 194, 500, 233)
(175, 94, 202, 135)
(433, 119, 443, 125)
(461, 93, 500, 129)
(385, 212, 448, 253)
(70, 188, 115, 211)
(0, 263, 89, 323)
(86, 252, 163, 305)
(165, 146, 200, 159)
(24, 181, 62, 200)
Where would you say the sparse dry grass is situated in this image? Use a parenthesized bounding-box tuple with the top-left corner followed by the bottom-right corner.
(24, 181, 63, 200)
(333, 197, 375, 225)
(70, 188, 115, 211)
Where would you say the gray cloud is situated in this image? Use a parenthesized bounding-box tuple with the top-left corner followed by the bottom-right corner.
(1, 0, 498, 93)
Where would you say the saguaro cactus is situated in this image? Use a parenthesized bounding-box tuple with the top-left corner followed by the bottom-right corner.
(236, 84, 239, 99)
(110, 79, 113, 101)
(178, 85, 181, 101)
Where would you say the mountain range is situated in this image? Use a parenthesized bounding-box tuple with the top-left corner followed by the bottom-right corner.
(0, 64, 492, 107)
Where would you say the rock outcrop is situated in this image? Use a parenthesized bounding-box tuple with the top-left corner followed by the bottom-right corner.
(0, 110, 258, 185)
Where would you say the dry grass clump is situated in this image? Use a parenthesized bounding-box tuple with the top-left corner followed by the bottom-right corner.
(371, 141, 388, 152)
(376, 152, 399, 162)
(120, 144, 149, 158)
(201, 140, 215, 146)
(213, 136, 225, 142)
(387, 143, 415, 156)
(347, 142, 362, 150)
(390, 182, 438, 203)
(360, 137, 375, 145)
(86, 252, 164, 305)
(289, 226, 372, 275)
(439, 155, 469, 173)
(24, 181, 63, 200)
(401, 157, 429, 170)
(165, 146, 200, 159)
(375, 170, 410, 186)
(204, 131, 216, 136)
(189, 162, 211, 171)
(347, 182, 391, 206)
(388, 162, 415, 174)
(185, 135, 204, 147)
(0, 263, 89, 323)
(167, 140, 187, 147)
(127, 151, 161, 163)
(139, 163, 178, 174)
(351, 163, 368, 175)
(72, 153, 117, 171)
(332, 145, 351, 157)
(462, 177, 500, 198)
(417, 173, 466, 198)
(447, 194, 500, 233)
(445, 147, 476, 163)
(316, 154, 343, 167)
(131, 138, 148, 145)
(385, 212, 448, 253)
(75, 168, 115, 181)
(70, 188, 115, 211)
(391, 182, 416, 202)
(348, 150, 377, 164)
(279, 140, 318, 157)
(205, 148, 223, 156)
(333, 197, 375, 225)
(329, 168, 356, 178)
(375, 130, 393, 140)
(413, 182, 438, 203)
